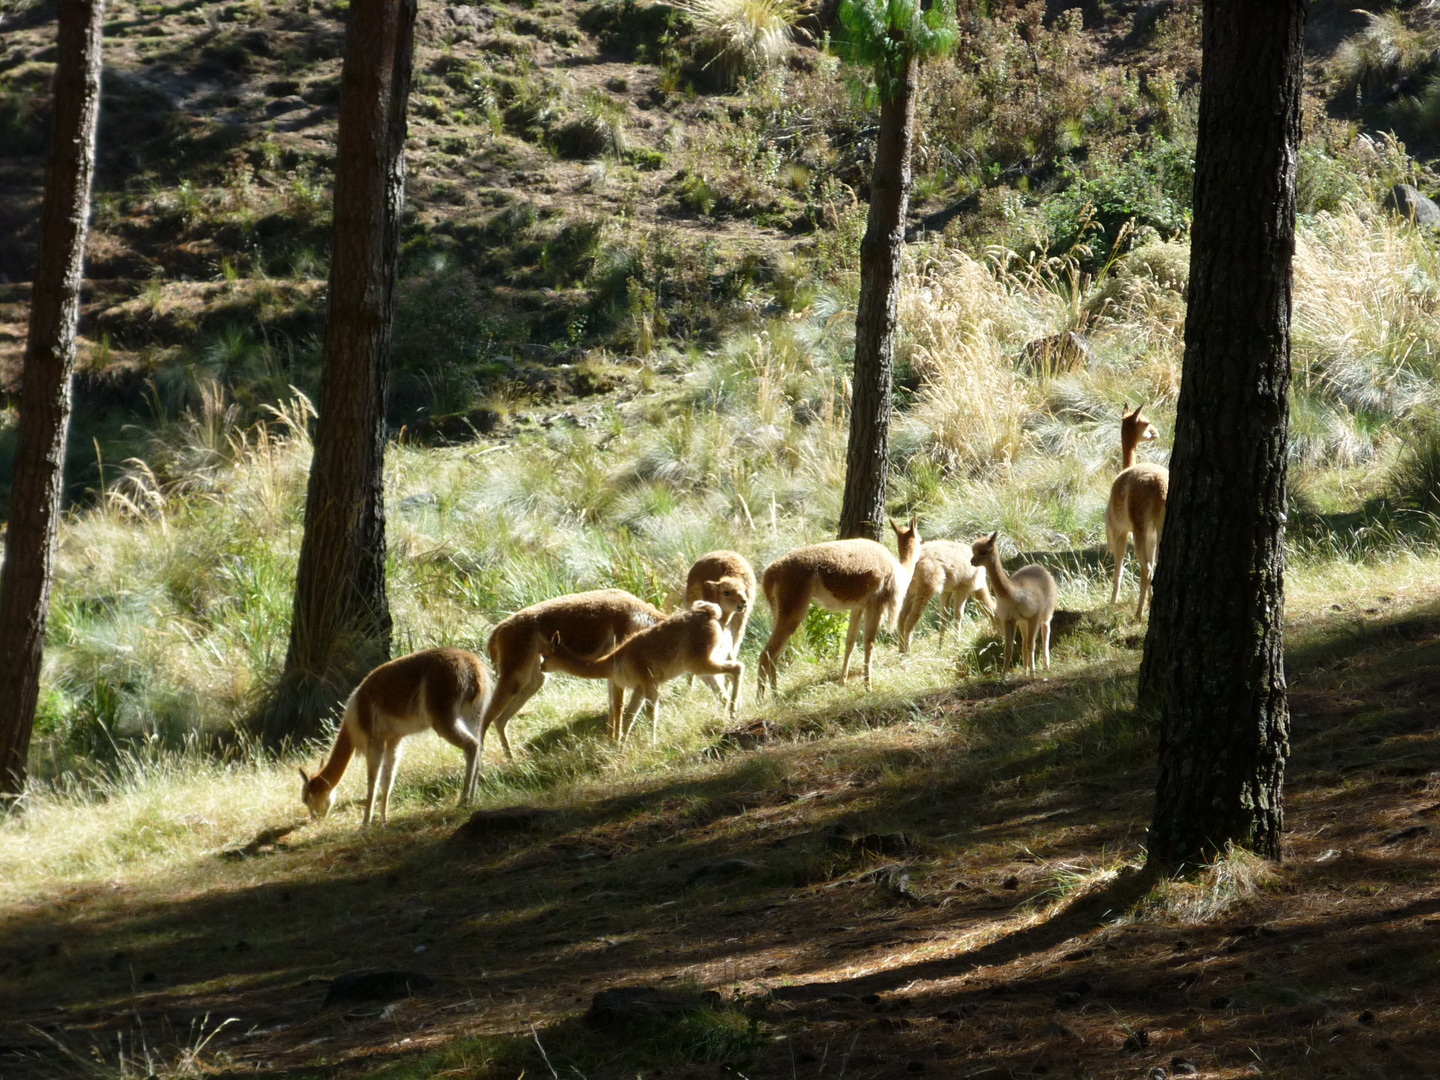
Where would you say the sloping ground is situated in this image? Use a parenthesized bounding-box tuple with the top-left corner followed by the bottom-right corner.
(2, 599, 1438, 1079)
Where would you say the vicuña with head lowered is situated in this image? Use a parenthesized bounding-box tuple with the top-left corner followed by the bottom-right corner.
(299, 647, 492, 827)
(757, 516, 921, 697)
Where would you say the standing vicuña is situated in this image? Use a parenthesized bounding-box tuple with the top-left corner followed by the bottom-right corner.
(542, 594, 746, 742)
(483, 589, 663, 752)
(683, 550, 756, 698)
(757, 517, 921, 697)
(299, 647, 492, 827)
(897, 540, 996, 652)
(1106, 403, 1169, 620)
(970, 532, 1057, 676)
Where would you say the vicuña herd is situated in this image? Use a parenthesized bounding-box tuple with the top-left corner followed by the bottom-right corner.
(302, 407, 1167, 825)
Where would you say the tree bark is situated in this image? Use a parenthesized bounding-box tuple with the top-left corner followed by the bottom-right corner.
(0, 0, 105, 805)
(1139, 0, 1304, 869)
(837, 56, 917, 542)
(264, 0, 416, 744)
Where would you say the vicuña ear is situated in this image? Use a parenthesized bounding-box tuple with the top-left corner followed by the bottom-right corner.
(888, 517, 899, 532)
(909, 512, 918, 530)
(298, 767, 310, 784)
(1135, 400, 1147, 415)
(988, 530, 999, 544)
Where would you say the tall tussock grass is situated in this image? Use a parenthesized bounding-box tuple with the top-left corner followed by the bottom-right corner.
(10, 207, 1440, 828)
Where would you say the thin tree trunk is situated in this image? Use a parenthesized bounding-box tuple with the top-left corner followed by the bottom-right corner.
(0, 0, 105, 805)
(838, 56, 917, 542)
(1139, 0, 1304, 869)
(264, 0, 416, 745)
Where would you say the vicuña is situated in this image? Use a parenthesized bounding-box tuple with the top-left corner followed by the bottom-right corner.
(483, 588, 663, 751)
(1105, 402, 1169, 620)
(757, 516, 921, 697)
(683, 550, 756, 698)
(299, 647, 492, 827)
(897, 539, 996, 652)
(970, 532, 1057, 676)
(541, 593, 746, 742)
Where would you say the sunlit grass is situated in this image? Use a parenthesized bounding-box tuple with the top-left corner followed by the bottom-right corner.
(7, 208, 1440, 908)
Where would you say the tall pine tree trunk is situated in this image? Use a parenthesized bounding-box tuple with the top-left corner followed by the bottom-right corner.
(0, 0, 105, 805)
(264, 0, 416, 744)
(838, 56, 917, 542)
(1139, 0, 1304, 869)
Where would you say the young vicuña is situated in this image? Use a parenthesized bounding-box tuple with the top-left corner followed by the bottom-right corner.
(897, 540, 996, 652)
(541, 593, 746, 742)
(970, 532, 1057, 676)
(299, 647, 492, 827)
(756, 516, 921, 697)
(483, 588, 663, 752)
(1106, 403, 1169, 620)
(683, 550, 756, 697)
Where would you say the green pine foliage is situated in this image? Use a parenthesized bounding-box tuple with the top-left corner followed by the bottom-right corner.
(835, 0, 957, 103)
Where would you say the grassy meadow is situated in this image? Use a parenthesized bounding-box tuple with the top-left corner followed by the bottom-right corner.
(5, 196, 1440, 895)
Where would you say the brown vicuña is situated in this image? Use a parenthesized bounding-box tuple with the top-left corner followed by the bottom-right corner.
(756, 516, 921, 697)
(897, 539, 996, 652)
(541, 591, 746, 742)
(1105, 402, 1169, 620)
(299, 647, 492, 827)
(483, 588, 663, 752)
(683, 550, 756, 698)
(970, 532, 1057, 676)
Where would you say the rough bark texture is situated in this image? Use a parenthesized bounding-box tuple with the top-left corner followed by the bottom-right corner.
(266, 0, 416, 744)
(0, 0, 105, 804)
(1139, 0, 1304, 869)
(837, 56, 917, 542)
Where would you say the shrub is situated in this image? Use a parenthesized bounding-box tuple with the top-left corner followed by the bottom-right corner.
(682, 0, 803, 89)
(552, 91, 629, 159)
(1042, 138, 1194, 265)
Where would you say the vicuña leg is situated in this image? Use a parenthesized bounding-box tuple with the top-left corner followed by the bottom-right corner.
(758, 604, 805, 699)
(840, 609, 863, 684)
(435, 715, 483, 805)
(481, 662, 544, 760)
(1106, 525, 1129, 608)
(1133, 530, 1157, 621)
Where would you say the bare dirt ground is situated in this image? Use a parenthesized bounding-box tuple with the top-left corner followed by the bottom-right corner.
(3, 600, 1438, 1079)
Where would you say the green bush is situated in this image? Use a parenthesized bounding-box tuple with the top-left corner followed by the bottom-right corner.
(1043, 138, 1194, 263)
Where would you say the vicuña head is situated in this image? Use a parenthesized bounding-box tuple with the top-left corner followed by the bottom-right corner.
(757, 515, 921, 697)
(1120, 401, 1160, 467)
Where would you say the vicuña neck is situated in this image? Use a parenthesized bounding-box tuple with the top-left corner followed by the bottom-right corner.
(978, 550, 1018, 604)
(317, 723, 355, 788)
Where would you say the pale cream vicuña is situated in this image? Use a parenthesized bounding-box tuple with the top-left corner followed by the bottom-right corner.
(969, 531, 1057, 676)
(897, 539, 996, 652)
(299, 647, 492, 827)
(756, 516, 921, 697)
(1105, 403, 1169, 620)
(683, 550, 757, 698)
(483, 588, 663, 752)
(540, 586, 748, 742)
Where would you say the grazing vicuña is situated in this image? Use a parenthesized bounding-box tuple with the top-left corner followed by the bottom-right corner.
(299, 647, 492, 827)
(757, 516, 921, 697)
